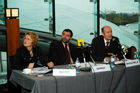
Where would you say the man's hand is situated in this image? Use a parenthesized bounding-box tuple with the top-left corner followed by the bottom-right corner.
(47, 62, 54, 68)
(28, 62, 35, 69)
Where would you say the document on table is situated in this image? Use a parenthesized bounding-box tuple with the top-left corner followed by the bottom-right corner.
(31, 67, 52, 74)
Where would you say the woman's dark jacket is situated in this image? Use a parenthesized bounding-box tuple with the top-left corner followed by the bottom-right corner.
(13, 45, 47, 70)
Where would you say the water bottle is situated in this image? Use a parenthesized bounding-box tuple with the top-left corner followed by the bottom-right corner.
(75, 58, 81, 74)
(134, 52, 137, 59)
(110, 56, 117, 68)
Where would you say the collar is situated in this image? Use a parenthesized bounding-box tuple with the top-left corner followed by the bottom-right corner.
(62, 42, 69, 47)
(104, 38, 110, 43)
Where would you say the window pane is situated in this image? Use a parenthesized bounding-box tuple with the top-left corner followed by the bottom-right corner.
(55, 0, 97, 43)
(8, 0, 50, 32)
(0, 0, 7, 85)
(0, 0, 5, 25)
(100, 0, 140, 53)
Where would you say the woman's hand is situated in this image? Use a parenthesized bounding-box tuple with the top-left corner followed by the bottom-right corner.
(47, 62, 54, 68)
(28, 62, 35, 69)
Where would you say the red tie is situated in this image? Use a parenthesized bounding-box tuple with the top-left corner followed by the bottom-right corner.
(65, 43, 71, 64)
(106, 42, 109, 49)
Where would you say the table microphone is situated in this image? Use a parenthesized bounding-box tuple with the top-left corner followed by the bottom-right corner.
(78, 42, 91, 71)
(112, 38, 127, 60)
(79, 44, 96, 72)
(87, 45, 96, 66)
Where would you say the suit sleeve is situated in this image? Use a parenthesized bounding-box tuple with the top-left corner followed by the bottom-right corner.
(12, 48, 25, 70)
(48, 41, 56, 63)
(71, 44, 79, 62)
(91, 38, 105, 61)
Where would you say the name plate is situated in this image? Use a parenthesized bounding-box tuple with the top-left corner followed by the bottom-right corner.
(92, 64, 111, 73)
(125, 59, 140, 68)
(53, 69, 76, 76)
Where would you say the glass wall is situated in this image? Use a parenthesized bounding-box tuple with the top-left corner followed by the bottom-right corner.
(7, 0, 99, 43)
(0, 0, 5, 25)
(8, 0, 51, 32)
(137, 0, 140, 58)
(100, 0, 140, 55)
(0, 0, 7, 85)
(0, 52, 7, 85)
(55, 0, 98, 43)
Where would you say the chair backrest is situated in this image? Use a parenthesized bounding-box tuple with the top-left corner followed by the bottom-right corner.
(126, 46, 136, 59)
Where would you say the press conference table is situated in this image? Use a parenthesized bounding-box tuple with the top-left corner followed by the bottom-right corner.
(10, 64, 140, 93)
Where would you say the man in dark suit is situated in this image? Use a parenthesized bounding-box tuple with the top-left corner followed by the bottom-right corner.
(91, 26, 124, 63)
(47, 29, 78, 67)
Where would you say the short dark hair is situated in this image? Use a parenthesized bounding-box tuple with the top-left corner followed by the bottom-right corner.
(62, 29, 73, 37)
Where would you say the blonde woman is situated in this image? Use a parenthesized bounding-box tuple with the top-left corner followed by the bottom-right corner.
(13, 32, 47, 70)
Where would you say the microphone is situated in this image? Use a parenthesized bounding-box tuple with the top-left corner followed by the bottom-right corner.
(112, 38, 120, 45)
(86, 45, 96, 73)
(86, 45, 96, 66)
(112, 37, 127, 60)
(112, 38, 116, 42)
(80, 42, 84, 47)
(79, 44, 96, 72)
(112, 38, 116, 41)
(78, 43, 95, 72)
(112, 37, 123, 51)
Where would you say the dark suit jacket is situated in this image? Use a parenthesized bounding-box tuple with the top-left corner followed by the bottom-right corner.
(91, 35, 124, 62)
(13, 46, 47, 70)
(48, 40, 78, 65)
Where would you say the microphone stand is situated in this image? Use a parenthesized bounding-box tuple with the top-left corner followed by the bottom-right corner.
(86, 45, 97, 73)
(87, 45, 96, 66)
(118, 43, 127, 61)
(79, 43, 96, 72)
(117, 44, 128, 93)
(112, 38, 127, 61)
(78, 43, 92, 71)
